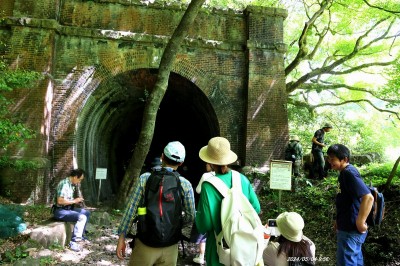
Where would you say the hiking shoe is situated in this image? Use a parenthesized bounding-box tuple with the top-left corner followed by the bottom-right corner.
(75, 237, 90, 244)
(81, 236, 90, 243)
(193, 255, 205, 264)
(69, 241, 81, 252)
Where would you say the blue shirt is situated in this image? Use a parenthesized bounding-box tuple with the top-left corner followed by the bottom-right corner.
(336, 164, 370, 231)
(118, 167, 195, 236)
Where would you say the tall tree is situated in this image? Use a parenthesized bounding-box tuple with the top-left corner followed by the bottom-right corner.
(196, 0, 400, 119)
(116, 0, 399, 205)
(384, 154, 400, 191)
(116, 0, 206, 207)
(282, 0, 400, 118)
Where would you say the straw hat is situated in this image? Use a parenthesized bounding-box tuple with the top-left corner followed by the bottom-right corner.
(276, 212, 304, 242)
(290, 135, 300, 141)
(199, 137, 238, 165)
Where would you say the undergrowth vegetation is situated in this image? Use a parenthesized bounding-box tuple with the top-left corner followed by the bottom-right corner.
(249, 162, 400, 266)
(1, 163, 399, 265)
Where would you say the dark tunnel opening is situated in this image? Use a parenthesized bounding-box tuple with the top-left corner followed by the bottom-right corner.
(105, 70, 219, 203)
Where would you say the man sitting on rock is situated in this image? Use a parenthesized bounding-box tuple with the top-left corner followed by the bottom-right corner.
(52, 168, 91, 252)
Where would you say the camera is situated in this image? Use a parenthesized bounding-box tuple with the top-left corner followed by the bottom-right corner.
(267, 219, 280, 237)
(268, 219, 277, 227)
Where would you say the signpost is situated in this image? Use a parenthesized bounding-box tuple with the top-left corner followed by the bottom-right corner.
(270, 160, 292, 209)
(95, 168, 107, 205)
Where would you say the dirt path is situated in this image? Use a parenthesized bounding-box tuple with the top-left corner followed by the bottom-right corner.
(0, 217, 200, 265)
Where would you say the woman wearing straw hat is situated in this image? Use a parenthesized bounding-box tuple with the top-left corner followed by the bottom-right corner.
(195, 137, 261, 266)
(263, 212, 315, 266)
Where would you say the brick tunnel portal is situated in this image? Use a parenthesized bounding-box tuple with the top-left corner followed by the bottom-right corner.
(76, 69, 219, 204)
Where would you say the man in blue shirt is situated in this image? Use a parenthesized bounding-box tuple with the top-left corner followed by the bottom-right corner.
(327, 144, 373, 265)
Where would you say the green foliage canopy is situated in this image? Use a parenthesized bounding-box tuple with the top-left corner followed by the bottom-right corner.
(152, 0, 400, 157)
(182, 0, 400, 120)
(279, 0, 400, 119)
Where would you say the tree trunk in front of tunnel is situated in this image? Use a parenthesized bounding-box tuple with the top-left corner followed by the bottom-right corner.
(116, 0, 206, 208)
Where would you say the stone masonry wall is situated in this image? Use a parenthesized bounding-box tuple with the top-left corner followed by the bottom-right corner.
(0, 0, 288, 203)
(246, 7, 288, 166)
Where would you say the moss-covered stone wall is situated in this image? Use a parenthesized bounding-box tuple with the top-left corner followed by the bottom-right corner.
(0, 0, 288, 204)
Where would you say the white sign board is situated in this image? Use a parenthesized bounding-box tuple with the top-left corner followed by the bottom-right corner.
(95, 168, 107, 180)
(270, 160, 292, 191)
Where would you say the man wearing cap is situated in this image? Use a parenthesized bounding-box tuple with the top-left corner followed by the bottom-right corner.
(311, 123, 333, 179)
(263, 212, 315, 266)
(148, 156, 162, 172)
(116, 141, 195, 265)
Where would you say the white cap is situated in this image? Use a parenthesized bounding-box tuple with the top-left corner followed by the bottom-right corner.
(164, 141, 186, 163)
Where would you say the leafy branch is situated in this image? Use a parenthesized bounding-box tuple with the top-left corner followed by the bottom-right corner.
(288, 97, 400, 120)
(285, 0, 333, 76)
(300, 80, 400, 105)
(287, 16, 396, 93)
(362, 0, 400, 15)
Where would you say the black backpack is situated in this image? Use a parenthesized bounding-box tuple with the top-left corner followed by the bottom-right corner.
(366, 185, 385, 226)
(285, 142, 298, 162)
(136, 168, 183, 247)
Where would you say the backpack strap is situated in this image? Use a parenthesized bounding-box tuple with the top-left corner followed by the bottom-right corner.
(231, 170, 242, 191)
(205, 170, 242, 198)
(290, 142, 298, 152)
(142, 168, 180, 206)
(206, 176, 229, 198)
(204, 170, 243, 240)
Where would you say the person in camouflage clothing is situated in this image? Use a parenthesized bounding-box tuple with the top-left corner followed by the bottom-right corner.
(285, 135, 303, 177)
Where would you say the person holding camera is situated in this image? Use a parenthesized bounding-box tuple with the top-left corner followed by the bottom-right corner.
(263, 212, 315, 266)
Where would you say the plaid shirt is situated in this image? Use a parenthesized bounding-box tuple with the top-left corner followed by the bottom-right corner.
(118, 167, 196, 237)
(54, 178, 75, 206)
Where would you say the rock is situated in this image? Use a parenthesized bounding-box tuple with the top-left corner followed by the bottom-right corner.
(37, 249, 53, 257)
(13, 256, 41, 266)
(352, 154, 374, 166)
(29, 220, 74, 248)
(90, 211, 112, 227)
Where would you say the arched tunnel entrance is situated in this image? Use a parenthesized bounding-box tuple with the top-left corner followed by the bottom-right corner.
(76, 69, 219, 205)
